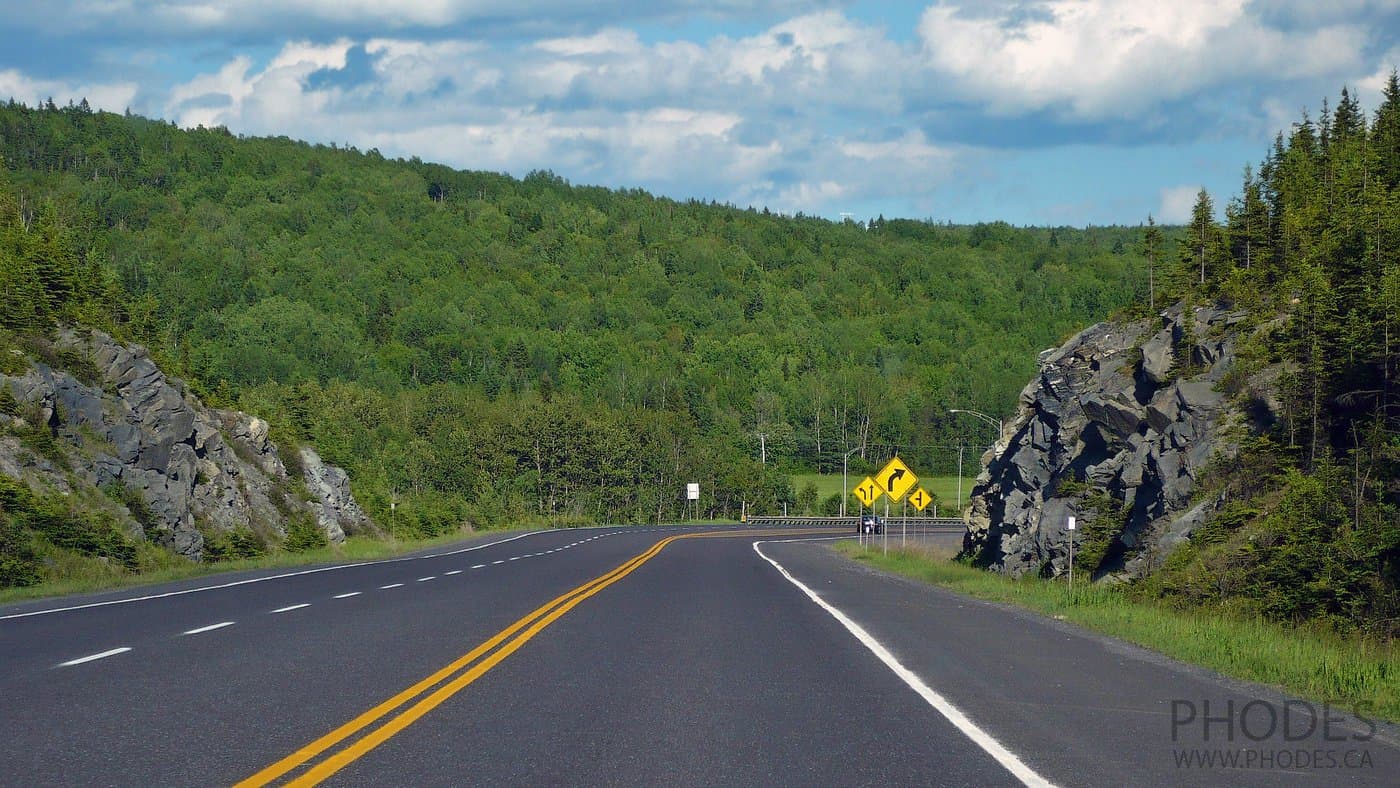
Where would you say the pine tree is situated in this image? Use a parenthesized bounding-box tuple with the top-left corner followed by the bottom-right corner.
(1180, 188, 1225, 287)
(1227, 164, 1270, 274)
(1141, 215, 1163, 311)
(1373, 70, 1400, 189)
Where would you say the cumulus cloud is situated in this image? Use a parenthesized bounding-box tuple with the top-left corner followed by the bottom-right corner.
(1158, 185, 1202, 224)
(0, 69, 138, 112)
(5, 1, 1400, 222)
(1, 1, 827, 39)
(916, 0, 1370, 121)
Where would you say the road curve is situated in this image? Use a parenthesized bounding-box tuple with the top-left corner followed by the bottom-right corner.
(1, 525, 1395, 786)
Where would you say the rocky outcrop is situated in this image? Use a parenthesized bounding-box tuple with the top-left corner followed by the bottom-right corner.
(0, 329, 374, 560)
(963, 304, 1271, 580)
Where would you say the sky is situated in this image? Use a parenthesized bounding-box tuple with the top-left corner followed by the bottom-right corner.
(2, 1, 1398, 226)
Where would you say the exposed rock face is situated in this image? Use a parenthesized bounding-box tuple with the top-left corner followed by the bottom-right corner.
(963, 304, 1265, 580)
(0, 329, 374, 560)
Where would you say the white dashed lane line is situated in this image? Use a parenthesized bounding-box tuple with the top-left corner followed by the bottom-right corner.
(57, 647, 131, 667)
(417, 576, 435, 582)
(470, 565, 486, 570)
(380, 583, 404, 589)
(444, 570, 462, 576)
(182, 621, 235, 636)
(271, 603, 310, 613)
(333, 592, 362, 599)
(492, 560, 505, 565)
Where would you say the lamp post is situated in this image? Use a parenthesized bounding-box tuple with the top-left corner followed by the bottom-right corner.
(840, 446, 861, 518)
(948, 408, 1003, 514)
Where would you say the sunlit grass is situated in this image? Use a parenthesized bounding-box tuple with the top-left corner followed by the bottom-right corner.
(837, 542, 1400, 723)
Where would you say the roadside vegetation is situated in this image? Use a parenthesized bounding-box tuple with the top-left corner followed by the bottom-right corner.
(840, 543, 1400, 723)
(0, 526, 545, 605)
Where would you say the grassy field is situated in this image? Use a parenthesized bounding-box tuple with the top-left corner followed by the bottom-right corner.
(837, 542, 1400, 723)
(791, 473, 971, 515)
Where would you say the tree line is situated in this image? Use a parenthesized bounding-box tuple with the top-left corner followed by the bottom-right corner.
(0, 100, 1145, 536)
(1133, 81, 1400, 635)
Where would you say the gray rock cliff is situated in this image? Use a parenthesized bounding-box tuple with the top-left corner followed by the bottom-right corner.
(0, 329, 373, 560)
(963, 304, 1275, 580)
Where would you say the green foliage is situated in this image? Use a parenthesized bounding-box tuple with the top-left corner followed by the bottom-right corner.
(0, 515, 40, 586)
(0, 101, 1148, 534)
(202, 527, 267, 563)
(0, 474, 138, 576)
(15, 422, 70, 470)
(796, 481, 819, 515)
(283, 513, 328, 552)
(0, 384, 17, 417)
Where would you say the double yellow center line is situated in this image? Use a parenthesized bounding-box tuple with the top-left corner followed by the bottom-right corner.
(238, 528, 831, 786)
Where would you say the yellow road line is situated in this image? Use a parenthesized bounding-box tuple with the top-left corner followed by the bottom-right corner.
(240, 527, 834, 787)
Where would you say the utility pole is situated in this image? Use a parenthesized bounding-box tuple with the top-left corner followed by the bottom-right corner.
(840, 446, 860, 518)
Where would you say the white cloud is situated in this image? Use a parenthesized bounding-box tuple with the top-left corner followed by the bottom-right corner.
(1158, 185, 1201, 224)
(0, 68, 138, 112)
(917, 0, 1370, 120)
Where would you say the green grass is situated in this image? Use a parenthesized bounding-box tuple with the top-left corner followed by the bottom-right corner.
(0, 529, 533, 605)
(837, 542, 1400, 723)
(791, 473, 970, 514)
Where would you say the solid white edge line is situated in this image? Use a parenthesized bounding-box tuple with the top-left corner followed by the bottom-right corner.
(182, 621, 235, 635)
(1, 530, 547, 621)
(272, 603, 311, 613)
(57, 647, 132, 667)
(333, 592, 362, 599)
(752, 539, 1056, 788)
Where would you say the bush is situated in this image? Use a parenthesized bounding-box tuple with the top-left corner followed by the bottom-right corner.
(203, 526, 267, 562)
(23, 500, 139, 572)
(283, 513, 328, 552)
(0, 516, 41, 587)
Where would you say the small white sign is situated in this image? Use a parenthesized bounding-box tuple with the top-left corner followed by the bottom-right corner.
(686, 483, 700, 501)
(1067, 516, 1076, 531)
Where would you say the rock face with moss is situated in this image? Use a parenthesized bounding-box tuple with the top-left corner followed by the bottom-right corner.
(0, 328, 372, 561)
(963, 303, 1277, 580)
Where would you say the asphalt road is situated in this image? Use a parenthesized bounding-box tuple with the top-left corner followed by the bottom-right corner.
(1, 525, 1396, 786)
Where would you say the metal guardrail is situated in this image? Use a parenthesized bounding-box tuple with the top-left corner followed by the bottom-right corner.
(743, 515, 965, 528)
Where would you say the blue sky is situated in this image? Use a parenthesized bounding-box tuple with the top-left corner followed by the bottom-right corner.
(2, 1, 1398, 226)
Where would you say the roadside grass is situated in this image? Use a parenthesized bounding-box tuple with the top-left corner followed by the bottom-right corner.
(0, 529, 533, 606)
(792, 473, 969, 514)
(837, 542, 1400, 724)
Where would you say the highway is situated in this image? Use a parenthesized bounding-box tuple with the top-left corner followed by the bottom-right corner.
(1, 524, 1396, 786)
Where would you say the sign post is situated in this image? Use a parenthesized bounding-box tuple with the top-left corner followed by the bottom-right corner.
(1066, 515, 1076, 595)
(686, 483, 700, 522)
(875, 457, 918, 557)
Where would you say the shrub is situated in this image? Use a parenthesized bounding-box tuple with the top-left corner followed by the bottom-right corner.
(0, 516, 41, 587)
(283, 512, 328, 552)
(203, 526, 267, 562)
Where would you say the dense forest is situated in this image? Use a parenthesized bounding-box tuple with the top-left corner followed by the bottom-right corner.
(1123, 83, 1400, 634)
(0, 101, 1146, 536)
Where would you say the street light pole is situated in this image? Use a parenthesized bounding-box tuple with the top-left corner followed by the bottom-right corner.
(949, 408, 1003, 517)
(948, 408, 1003, 445)
(840, 446, 861, 518)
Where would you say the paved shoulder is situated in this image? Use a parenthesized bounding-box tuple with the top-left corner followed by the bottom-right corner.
(758, 539, 1399, 787)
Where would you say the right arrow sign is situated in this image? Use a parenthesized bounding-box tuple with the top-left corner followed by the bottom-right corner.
(875, 456, 918, 502)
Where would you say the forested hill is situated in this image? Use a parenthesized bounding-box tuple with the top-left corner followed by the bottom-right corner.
(0, 101, 1146, 534)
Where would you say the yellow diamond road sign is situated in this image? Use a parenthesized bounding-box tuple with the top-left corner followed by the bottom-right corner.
(853, 476, 881, 508)
(908, 487, 932, 513)
(876, 456, 918, 502)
